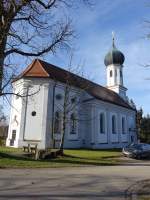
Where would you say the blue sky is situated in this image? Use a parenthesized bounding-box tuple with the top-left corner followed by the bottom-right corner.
(48, 0, 150, 115)
(3, 0, 150, 116)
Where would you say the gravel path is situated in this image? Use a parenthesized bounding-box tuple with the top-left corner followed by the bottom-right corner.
(0, 163, 150, 200)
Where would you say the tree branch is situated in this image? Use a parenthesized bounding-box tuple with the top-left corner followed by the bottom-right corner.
(0, 87, 40, 98)
(5, 22, 73, 57)
(36, 0, 57, 9)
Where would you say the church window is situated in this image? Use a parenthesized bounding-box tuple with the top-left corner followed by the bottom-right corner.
(122, 117, 126, 134)
(56, 94, 62, 100)
(12, 130, 16, 136)
(112, 115, 117, 134)
(131, 136, 134, 143)
(70, 113, 77, 134)
(10, 130, 16, 146)
(110, 70, 112, 77)
(71, 97, 76, 104)
(54, 111, 61, 134)
(120, 70, 122, 77)
(31, 111, 36, 116)
(100, 113, 105, 134)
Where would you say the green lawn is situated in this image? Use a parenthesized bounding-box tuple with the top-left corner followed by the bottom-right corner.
(0, 147, 122, 168)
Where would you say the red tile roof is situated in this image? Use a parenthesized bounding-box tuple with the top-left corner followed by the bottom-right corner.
(16, 59, 134, 110)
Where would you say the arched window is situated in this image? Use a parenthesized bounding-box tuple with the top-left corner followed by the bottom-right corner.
(110, 70, 113, 77)
(122, 117, 126, 134)
(100, 113, 105, 134)
(70, 113, 77, 134)
(54, 111, 61, 134)
(120, 70, 122, 77)
(115, 69, 117, 77)
(112, 115, 117, 134)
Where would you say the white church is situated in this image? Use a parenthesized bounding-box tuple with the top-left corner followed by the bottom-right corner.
(6, 38, 137, 149)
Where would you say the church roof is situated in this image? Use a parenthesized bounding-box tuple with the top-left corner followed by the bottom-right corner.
(15, 59, 134, 110)
(104, 39, 125, 67)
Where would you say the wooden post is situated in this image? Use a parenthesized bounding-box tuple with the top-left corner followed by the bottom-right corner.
(34, 144, 39, 160)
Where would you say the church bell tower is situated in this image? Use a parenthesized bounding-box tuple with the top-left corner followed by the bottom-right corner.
(104, 34, 127, 100)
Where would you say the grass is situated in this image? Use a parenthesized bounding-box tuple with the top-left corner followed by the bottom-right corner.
(0, 146, 122, 168)
(137, 196, 150, 200)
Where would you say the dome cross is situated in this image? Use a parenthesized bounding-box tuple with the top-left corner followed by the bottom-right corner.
(112, 31, 115, 48)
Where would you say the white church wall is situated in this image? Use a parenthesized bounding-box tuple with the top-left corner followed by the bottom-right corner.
(79, 104, 90, 148)
(65, 89, 83, 148)
(106, 64, 114, 86)
(23, 84, 43, 141)
(51, 84, 64, 146)
(6, 79, 24, 147)
(7, 75, 137, 150)
(7, 78, 53, 149)
(64, 91, 94, 149)
(45, 82, 55, 148)
(76, 97, 93, 149)
(50, 81, 136, 149)
(39, 83, 50, 149)
(19, 79, 50, 149)
(67, 112, 79, 141)
(87, 99, 136, 149)
(17, 80, 33, 147)
(106, 64, 122, 87)
(106, 61, 127, 101)
(51, 82, 83, 149)
(120, 114, 128, 143)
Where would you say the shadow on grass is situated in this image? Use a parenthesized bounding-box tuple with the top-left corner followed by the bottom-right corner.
(0, 147, 122, 167)
(48, 152, 119, 166)
(49, 157, 118, 166)
(0, 151, 118, 166)
(65, 148, 122, 152)
(63, 153, 120, 160)
(0, 151, 35, 162)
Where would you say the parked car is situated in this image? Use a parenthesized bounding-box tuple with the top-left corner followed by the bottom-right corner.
(122, 143, 150, 159)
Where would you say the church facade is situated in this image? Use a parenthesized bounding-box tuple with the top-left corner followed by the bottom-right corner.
(6, 40, 137, 149)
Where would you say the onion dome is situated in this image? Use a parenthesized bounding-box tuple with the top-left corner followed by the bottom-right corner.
(104, 36, 125, 66)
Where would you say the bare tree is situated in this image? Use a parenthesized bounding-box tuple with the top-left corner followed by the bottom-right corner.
(53, 82, 84, 154)
(0, 105, 6, 123)
(0, 105, 8, 146)
(0, 0, 92, 97)
(51, 56, 93, 155)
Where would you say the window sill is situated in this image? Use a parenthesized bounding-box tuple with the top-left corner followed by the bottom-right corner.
(98, 142, 108, 144)
(68, 139, 79, 141)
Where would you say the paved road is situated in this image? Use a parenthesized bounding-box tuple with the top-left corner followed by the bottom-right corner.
(0, 161, 150, 200)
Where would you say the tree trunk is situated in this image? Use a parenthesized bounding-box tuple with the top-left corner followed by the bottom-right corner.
(0, 54, 4, 95)
(0, 32, 8, 95)
(59, 115, 66, 154)
(51, 83, 56, 148)
(59, 86, 68, 154)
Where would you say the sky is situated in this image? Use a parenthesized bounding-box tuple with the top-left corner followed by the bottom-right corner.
(48, 0, 150, 115)
(3, 0, 150, 116)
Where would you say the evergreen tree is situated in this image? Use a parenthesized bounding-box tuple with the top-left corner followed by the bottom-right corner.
(140, 115, 150, 143)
